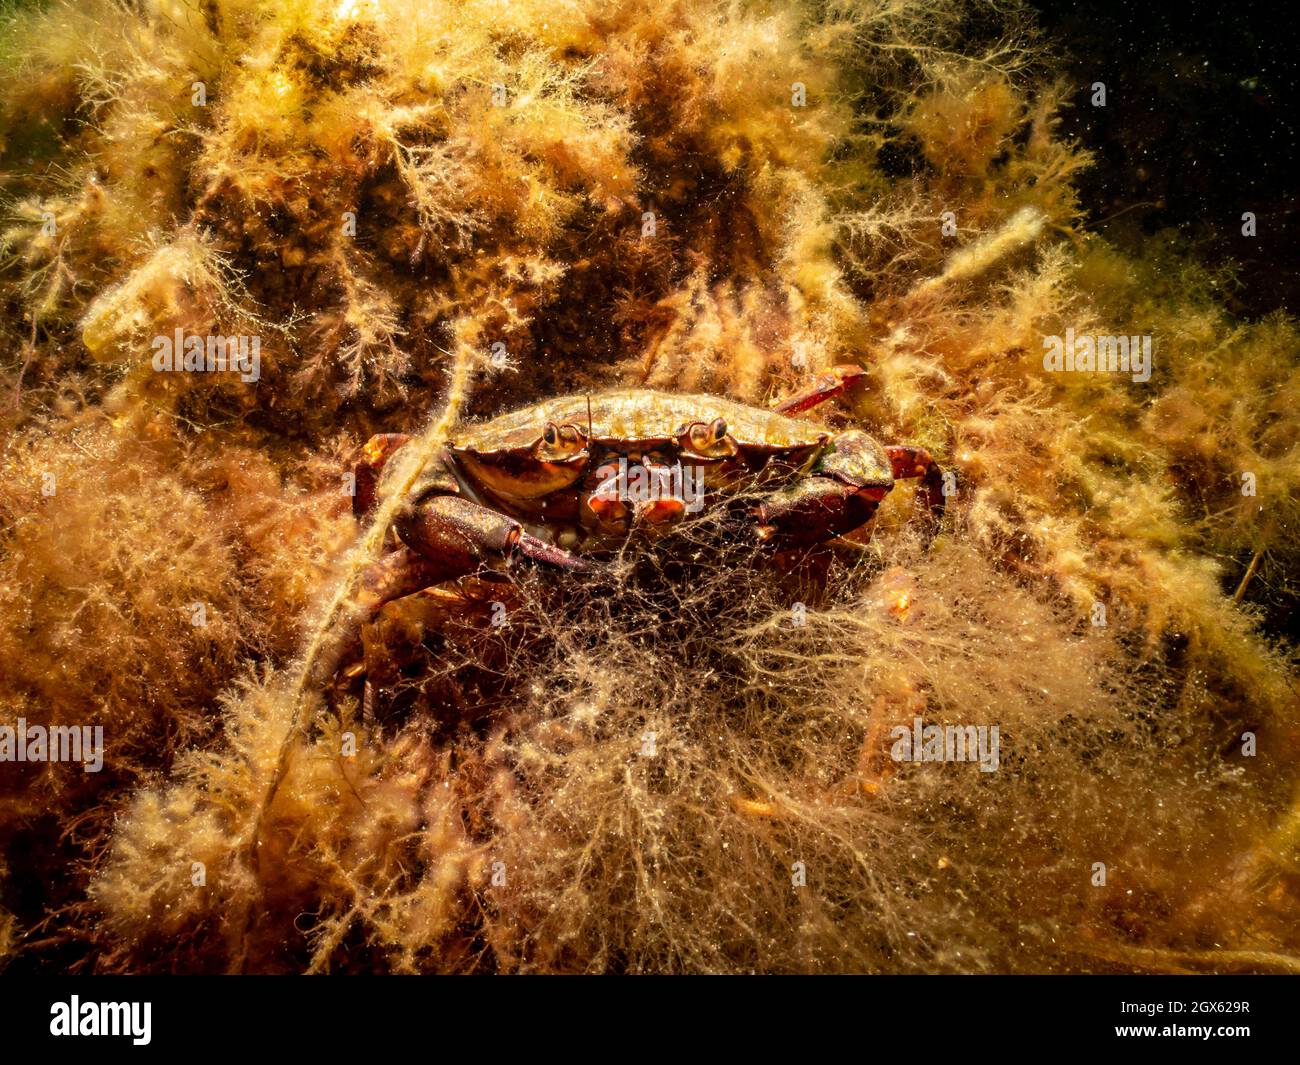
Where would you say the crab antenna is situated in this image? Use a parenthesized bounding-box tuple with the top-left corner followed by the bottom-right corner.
(587, 394, 592, 438)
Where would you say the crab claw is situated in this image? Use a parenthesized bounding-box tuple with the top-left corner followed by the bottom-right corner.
(755, 478, 884, 546)
(310, 496, 596, 689)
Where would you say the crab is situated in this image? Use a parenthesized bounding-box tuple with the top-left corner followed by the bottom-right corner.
(323, 366, 944, 685)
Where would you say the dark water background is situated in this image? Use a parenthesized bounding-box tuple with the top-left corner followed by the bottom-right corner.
(1036, 0, 1299, 317)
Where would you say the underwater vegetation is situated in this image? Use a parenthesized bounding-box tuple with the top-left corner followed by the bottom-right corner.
(0, 0, 1296, 974)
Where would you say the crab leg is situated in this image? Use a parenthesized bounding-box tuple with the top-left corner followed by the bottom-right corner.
(352, 432, 413, 518)
(309, 544, 454, 690)
(754, 433, 946, 545)
(773, 364, 868, 415)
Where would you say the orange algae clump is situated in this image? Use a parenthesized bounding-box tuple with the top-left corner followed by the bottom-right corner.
(0, 0, 1295, 976)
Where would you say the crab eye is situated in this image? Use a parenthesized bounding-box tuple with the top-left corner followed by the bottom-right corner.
(543, 423, 559, 447)
(687, 420, 726, 452)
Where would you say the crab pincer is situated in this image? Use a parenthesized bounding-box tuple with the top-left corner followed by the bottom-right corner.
(311, 490, 595, 691)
